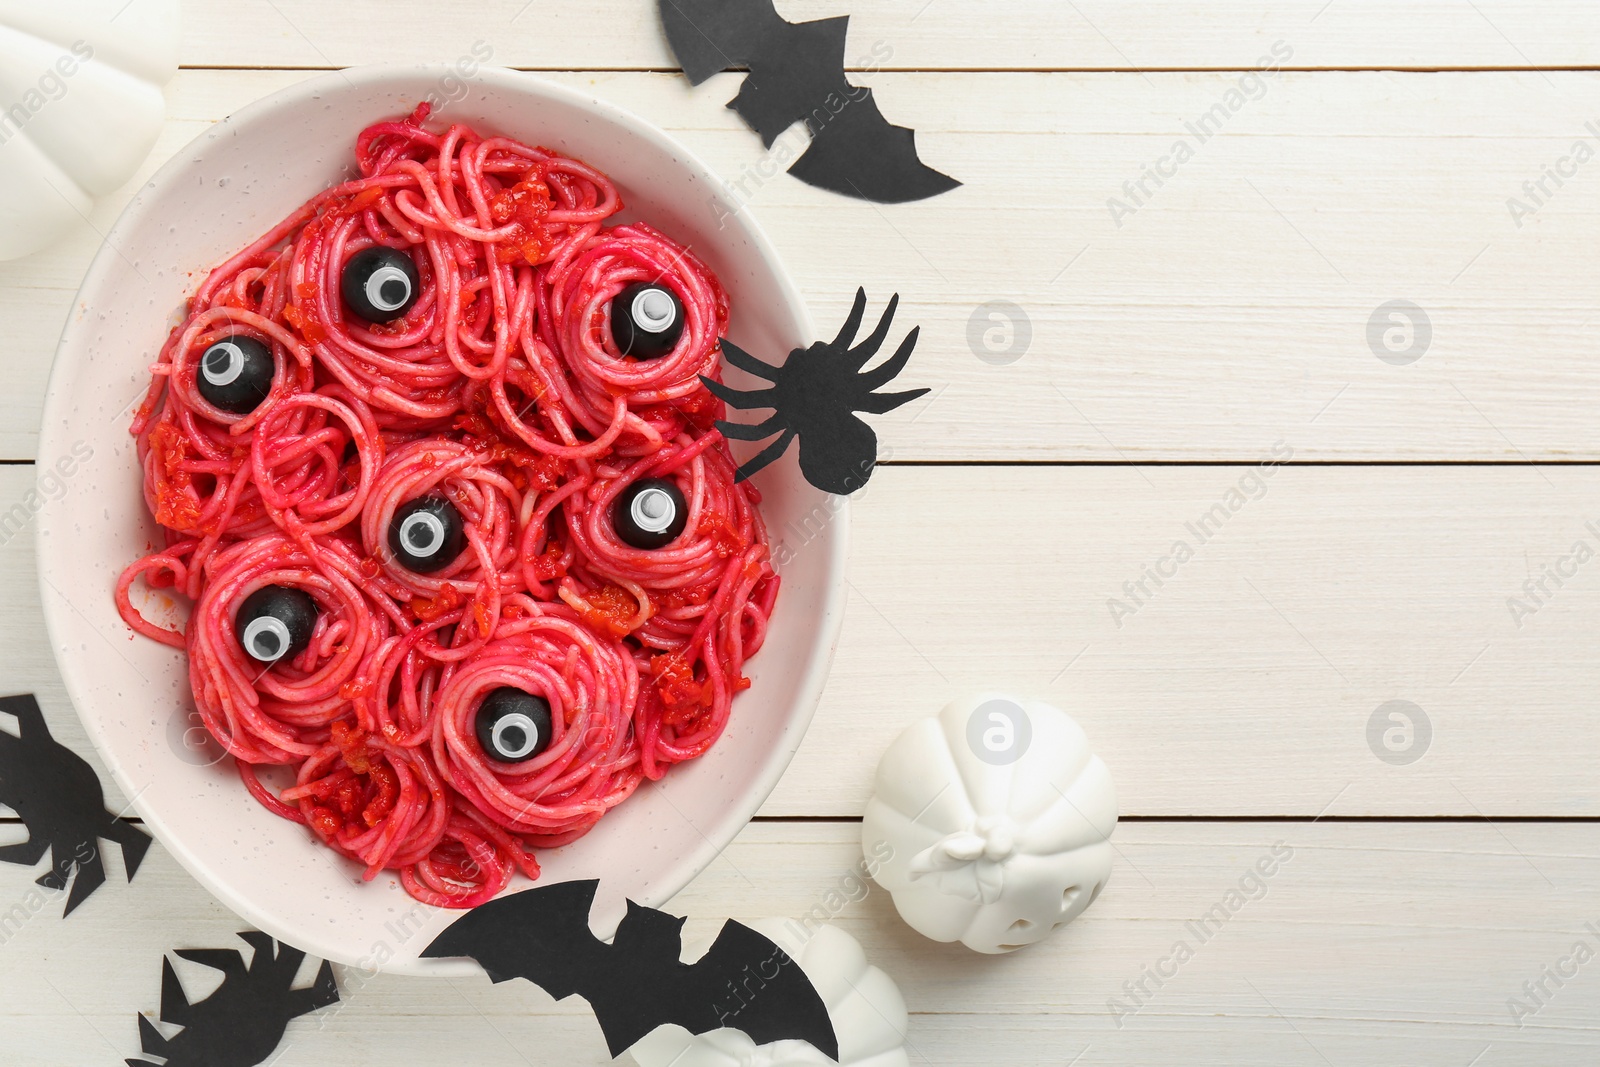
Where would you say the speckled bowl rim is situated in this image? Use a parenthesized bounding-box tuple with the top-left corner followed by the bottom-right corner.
(37, 65, 846, 975)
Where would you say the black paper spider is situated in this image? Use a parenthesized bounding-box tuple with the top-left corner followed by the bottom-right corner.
(0, 693, 150, 915)
(127, 931, 339, 1067)
(701, 289, 928, 494)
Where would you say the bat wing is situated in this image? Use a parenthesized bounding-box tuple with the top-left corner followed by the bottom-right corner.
(683, 920, 838, 1059)
(425, 885, 836, 1061)
(421, 880, 608, 995)
(790, 91, 961, 203)
(659, 0, 787, 84)
(728, 17, 852, 147)
(659, 0, 957, 202)
(0, 693, 48, 740)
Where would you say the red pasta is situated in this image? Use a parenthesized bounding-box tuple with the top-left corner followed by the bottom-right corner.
(115, 104, 779, 907)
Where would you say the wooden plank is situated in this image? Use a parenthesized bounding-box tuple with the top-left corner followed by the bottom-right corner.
(12, 462, 1600, 817)
(175, 1, 1600, 72)
(1, 820, 1597, 1065)
(7, 69, 1600, 461)
(781, 461, 1600, 817)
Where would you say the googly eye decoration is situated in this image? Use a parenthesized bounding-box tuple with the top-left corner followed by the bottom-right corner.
(235, 585, 319, 664)
(614, 478, 688, 550)
(197, 336, 274, 414)
(341, 246, 420, 324)
(475, 688, 553, 763)
(610, 282, 684, 359)
(387, 495, 467, 573)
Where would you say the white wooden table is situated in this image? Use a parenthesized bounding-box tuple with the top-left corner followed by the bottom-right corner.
(5, 2, 1600, 1063)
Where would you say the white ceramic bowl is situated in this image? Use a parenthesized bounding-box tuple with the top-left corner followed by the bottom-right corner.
(36, 66, 845, 975)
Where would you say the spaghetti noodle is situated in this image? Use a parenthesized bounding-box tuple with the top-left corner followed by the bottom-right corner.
(116, 104, 778, 907)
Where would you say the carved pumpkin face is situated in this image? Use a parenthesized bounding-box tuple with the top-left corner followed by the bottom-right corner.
(862, 694, 1117, 954)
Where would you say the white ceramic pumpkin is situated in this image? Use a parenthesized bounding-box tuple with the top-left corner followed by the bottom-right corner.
(628, 919, 909, 1067)
(862, 694, 1117, 954)
(0, 0, 179, 261)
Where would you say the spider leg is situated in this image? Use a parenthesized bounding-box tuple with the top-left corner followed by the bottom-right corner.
(285, 960, 341, 1018)
(847, 293, 900, 369)
(238, 929, 281, 966)
(0, 693, 49, 740)
(718, 339, 781, 383)
(241, 930, 302, 984)
(715, 414, 784, 441)
(700, 376, 779, 410)
(35, 859, 69, 892)
(830, 288, 868, 349)
(174, 948, 249, 977)
(107, 819, 152, 881)
(61, 843, 106, 916)
(858, 325, 920, 391)
(856, 386, 931, 415)
(158, 956, 195, 1027)
(732, 428, 799, 483)
(133, 1011, 170, 1057)
(0, 835, 49, 867)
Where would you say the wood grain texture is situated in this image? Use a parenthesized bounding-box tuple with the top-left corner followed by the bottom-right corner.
(0, 821, 1596, 1066)
(174, 1, 1600, 71)
(3, 13, 1597, 1062)
(5, 69, 1600, 460)
(11, 463, 1600, 818)
(777, 462, 1600, 818)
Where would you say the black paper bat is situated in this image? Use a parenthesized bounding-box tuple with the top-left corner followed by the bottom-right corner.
(701, 288, 928, 494)
(126, 931, 339, 1067)
(658, 0, 959, 202)
(422, 879, 838, 1059)
(0, 692, 150, 915)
